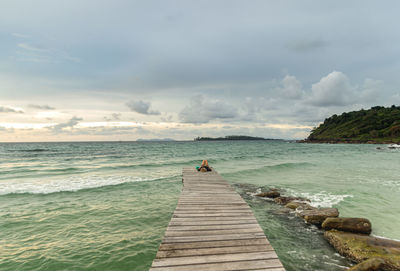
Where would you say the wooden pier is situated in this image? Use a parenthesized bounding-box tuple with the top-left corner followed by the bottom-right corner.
(150, 168, 285, 271)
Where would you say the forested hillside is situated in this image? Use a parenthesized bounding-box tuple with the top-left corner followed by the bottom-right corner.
(305, 106, 400, 143)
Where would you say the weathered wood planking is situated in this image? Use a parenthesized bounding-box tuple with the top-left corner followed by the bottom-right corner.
(149, 168, 285, 271)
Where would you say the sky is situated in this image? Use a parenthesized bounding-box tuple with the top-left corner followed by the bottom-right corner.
(1, 0, 400, 142)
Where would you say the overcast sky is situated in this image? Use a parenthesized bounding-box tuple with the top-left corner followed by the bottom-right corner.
(1, 0, 400, 141)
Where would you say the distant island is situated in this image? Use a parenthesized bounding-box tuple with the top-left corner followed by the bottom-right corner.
(136, 138, 175, 142)
(195, 135, 281, 141)
(301, 106, 400, 144)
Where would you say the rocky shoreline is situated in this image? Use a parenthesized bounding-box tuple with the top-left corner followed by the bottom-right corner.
(255, 189, 400, 271)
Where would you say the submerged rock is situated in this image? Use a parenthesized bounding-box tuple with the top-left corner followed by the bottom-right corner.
(298, 208, 339, 225)
(348, 257, 385, 271)
(324, 230, 400, 271)
(285, 201, 315, 210)
(256, 191, 280, 198)
(322, 217, 372, 235)
(274, 196, 310, 205)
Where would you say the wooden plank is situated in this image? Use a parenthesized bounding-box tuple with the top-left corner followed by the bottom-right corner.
(167, 224, 262, 231)
(169, 219, 259, 226)
(152, 251, 278, 267)
(173, 215, 253, 218)
(149, 260, 285, 271)
(158, 239, 270, 250)
(162, 233, 266, 243)
(174, 210, 253, 214)
(175, 206, 251, 210)
(164, 228, 264, 237)
(150, 168, 285, 270)
(156, 244, 274, 258)
(179, 202, 246, 206)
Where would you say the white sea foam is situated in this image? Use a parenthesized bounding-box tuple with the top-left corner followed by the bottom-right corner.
(286, 189, 353, 208)
(371, 234, 400, 242)
(0, 175, 162, 195)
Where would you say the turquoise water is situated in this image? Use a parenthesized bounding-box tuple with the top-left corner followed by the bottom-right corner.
(1, 141, 399, 270)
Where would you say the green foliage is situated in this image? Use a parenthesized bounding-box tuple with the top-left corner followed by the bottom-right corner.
(307, 106, 400, 143)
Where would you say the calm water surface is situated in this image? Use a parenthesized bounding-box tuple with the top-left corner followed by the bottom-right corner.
(1, 141, 399, 270)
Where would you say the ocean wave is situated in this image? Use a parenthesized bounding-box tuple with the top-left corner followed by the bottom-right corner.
(371, 234, 400, 242)
(0, 175, 178, 195)
(8, 148, 51, 152)
(100, 158, 202, 170)
(286, 189, 353, 208)
(224, 162, 312, 176)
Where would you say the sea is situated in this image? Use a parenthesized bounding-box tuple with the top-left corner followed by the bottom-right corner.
(1, 141, 399, 271)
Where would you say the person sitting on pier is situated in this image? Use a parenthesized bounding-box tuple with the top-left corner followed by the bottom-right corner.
(197, 160, 212, 172)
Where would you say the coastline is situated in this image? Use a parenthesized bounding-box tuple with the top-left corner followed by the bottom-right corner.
(297, 139, 398, 144)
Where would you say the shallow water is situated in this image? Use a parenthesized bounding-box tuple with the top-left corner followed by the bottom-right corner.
(0, 141, 399, 270)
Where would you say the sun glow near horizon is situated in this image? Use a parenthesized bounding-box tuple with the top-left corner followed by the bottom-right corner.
(0, 119, 312, 142)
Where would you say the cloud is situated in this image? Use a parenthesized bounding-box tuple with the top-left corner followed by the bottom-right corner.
(16, 42, 80, 63)
(28, 104, 55, 110)
(278, 75, 303, 99)
(104, 113, 121, 121)
(160, 114, 174, 122)
(48, 116, 82, 132)
(126, 100, 160, 115)
(307, 71, 354, 106)
(0, 106, 24, 113)
(12, 33, 31, 39)
(179, 95, 238, 123)
(17, 43, 48, 52)
(288, 38, 327, 53)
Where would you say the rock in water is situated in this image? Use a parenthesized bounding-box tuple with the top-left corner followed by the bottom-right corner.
(348, 258, 385, 271)
(285, 201, 315, 210)
(324, 230, 400, 271)
(274, 196, 310, 205)
(322, 217, 372, 235)
(298, 208, 339, 225)
(256, 191, 280, 198)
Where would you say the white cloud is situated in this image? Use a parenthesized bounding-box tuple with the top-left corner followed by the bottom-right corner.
(308, 71, 353, 106)
(48, 116, 83, 132)
(179, 95, 238, 123)
(28, 104, 55, 110)
(35, 111, 67, 120)
(126, 100, 160, 115)
(17, 43, 48, 52)
(0, 106, 24, 113)
(279, 75, 303, 99)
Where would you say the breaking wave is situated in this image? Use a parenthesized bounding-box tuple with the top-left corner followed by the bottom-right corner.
(285, 188, 353, 208)
(0, 175, 178, 195)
